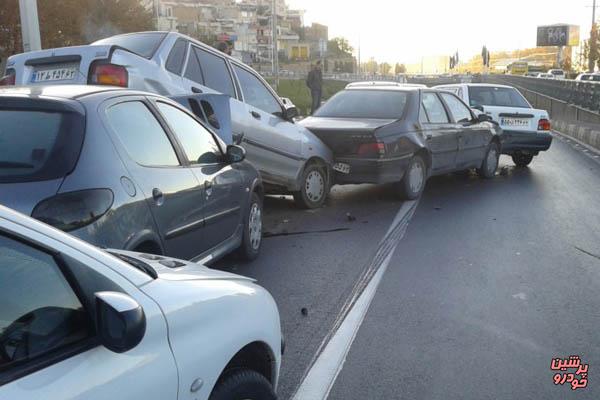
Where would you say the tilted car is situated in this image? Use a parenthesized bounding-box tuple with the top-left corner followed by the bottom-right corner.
(0, 85, 263, 263)
(0, 204, 281, 400)
(2, 31, 333, 208)
(434, 83, 552, 167)
(300, 84, 501, 199)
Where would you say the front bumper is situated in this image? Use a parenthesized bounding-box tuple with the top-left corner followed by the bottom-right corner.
(500, 130, 553, 154)
(333, 155, 411, 185)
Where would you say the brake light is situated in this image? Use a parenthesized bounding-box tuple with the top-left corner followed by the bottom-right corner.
(357, 142, 385, 157)
(538, 118, 551, 131)
(32, 189, 114, 232)
(0, 69, 16, 86)
(89, 63, 128, 87)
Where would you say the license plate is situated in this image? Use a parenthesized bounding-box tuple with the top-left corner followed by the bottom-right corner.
(32, 67, 77, 83)
(333, 162, 351, 174)
(500, 117, 530, 127)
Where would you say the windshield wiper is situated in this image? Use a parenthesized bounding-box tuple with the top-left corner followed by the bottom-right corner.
(0, 161, 34, 168)
(107, 251, 158, 279)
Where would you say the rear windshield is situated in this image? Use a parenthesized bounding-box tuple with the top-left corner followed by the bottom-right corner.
(314, 90, 408, 119)
(93, 32, 167, 59)
(0, 110, 84, 183)
(468, 86, 530, 109)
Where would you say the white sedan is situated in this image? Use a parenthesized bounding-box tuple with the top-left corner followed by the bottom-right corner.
(0, 205, 281, 400)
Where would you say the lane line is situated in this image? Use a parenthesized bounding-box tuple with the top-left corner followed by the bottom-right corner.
(291, 200, 418, 400)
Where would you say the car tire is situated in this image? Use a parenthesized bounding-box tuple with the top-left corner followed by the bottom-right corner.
(209, 369, 276, 400)
(398, 154, 427, 200)
(237, 192, 262, 261)
(478, 142, 499, 179)
(293, 162, 328, 209)
(512, 153, 534, 167)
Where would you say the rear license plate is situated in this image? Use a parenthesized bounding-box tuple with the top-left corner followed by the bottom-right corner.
(500, 117, 530, 127)
(333, 162, 351, 174)
(31, 67, 77, 83)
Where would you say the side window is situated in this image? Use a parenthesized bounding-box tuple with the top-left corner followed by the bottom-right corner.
(440, 93, 473, 123)
(184, 48, 204, 84)
(192, 47, 236, 98)
(0, 234, 92, 376)
(156, 102, 222, 165)
(421, 92, 449, 123)
(106, 101, 180, 167)
(165, 39, 188, 75)
(233, 64, 282, 115)
(419, 102, 429, 123)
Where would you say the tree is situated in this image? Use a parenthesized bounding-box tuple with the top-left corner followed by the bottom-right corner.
(394, 63, 406, 74)
(562, 54, 572, 72)
(0, 0, 153, 61)
(364, 58, 378, 74)
(327, 37, 353, 57)
(379, 62, 391, 75)
(588, 23, 599, 72)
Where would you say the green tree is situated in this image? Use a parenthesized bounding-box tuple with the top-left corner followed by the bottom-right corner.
(365, 58, 378, 74)
(380, 62, 391, 75)
(394, 63, 406, 74)
(327, 37, 353, 57)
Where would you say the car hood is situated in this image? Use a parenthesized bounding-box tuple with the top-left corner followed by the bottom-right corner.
(109, 249, 255, 283)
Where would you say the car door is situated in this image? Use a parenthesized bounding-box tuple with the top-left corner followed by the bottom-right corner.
(420, 91, 459, 173)
(0, 229, 178, 399)
(152, 99, 244, 256)
(102, 98, 205, 260)
(230, 62, 304, 187)
(440, 92, 489, 169)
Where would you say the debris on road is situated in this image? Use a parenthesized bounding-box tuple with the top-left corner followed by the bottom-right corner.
(301, 307, 308, 316)
(346, 212, 356, 222)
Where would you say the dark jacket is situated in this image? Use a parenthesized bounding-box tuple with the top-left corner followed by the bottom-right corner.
(306, 68, 323, 91)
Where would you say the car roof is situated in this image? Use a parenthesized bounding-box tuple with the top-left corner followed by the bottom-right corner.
(435, 83, 514, 89)
(0, 85, 158, 101)
(345, 84, 421, 92)
(345, 81, 426, 89)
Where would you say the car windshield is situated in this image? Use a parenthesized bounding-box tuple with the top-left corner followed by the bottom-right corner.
(313, 90, 408, 119)
(93, 32, 167, 58)
(0, 109, 85, 183)
(468, 86, 530, 108)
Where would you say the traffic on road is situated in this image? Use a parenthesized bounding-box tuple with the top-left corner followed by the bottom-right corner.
(1, 5, 599, 399)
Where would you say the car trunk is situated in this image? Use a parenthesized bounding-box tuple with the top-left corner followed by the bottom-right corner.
(9, 45, 116, 86)
(301, 117, 394, 157)
(482, 105, 538, 132)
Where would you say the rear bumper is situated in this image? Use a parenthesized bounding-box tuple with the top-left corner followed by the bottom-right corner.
(500, 130, 553, 154)
(333, 155, 411, 185)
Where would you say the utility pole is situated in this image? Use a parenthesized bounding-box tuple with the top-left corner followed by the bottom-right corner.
(590, 0, 598, 71)
(19, 0, 42, 52)
(272, 0, 279, 88)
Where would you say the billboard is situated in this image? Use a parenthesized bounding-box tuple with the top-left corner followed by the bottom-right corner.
(537, 24, 580, 47)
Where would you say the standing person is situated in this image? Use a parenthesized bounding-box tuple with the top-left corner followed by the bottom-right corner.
(306, 60, 323, 114)
(216, 41, 232, 56)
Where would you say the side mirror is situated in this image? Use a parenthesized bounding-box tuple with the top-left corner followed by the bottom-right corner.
(284, 106, 299, 121)
(226, 144, 246, 163)
(477, 113, 493, 123)
(95, 291, 146, 353)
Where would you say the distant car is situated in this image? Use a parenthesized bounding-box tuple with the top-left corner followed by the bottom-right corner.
(0, 85, 264, 263)
(547, 69, 565, 79)
(434, 83, 552, 166)
(0, 204, 281, 400)
(2, 31, 333, 208)
(524, 72, 539, 77)
(300, 85, 501, 200)
(537, 73, 555, 79)
(575, 73, 600, 81)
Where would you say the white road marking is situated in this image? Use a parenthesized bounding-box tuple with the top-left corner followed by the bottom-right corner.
(291, 200, 418, 400)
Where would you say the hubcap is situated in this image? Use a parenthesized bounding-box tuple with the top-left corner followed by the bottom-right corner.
(409, 160, 424, 193)
(487, 148, 498, 174)
(248, 202, 262, 250)
(305, 170, 325, 202)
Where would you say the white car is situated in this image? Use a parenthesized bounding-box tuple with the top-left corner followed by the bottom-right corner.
(536, 73, 555, 79)
(1, 31, 333, 209)
(547, 69, 566, 80)
(433, 83, 552, 166)
(0, 205, 281, 400)
(575, 73, 600, 81)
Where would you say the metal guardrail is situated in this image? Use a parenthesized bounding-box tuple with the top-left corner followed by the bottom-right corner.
(484, 75, 600, 114)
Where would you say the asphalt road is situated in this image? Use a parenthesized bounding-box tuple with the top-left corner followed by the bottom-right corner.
(217, 133, 600, 399)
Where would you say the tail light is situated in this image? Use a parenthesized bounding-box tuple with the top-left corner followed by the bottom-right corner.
(357, 142, 385, 157)
(89, 62, 128, 87)
(0, 69, 16, 86)
(538, 118, 551, 131)
(32, 189, 114, 232)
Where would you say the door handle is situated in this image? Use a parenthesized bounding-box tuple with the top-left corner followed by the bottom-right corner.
(250, 111, 261, 119)
(204, 180, 213, 197)
(152, 188, 164, 206)
(191, 86, 203, 93)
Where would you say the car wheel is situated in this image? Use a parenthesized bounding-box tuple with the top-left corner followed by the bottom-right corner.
(478, 142, 499, 179)
(209, 369, 276, 400)
(293, 162, 328, 209)
(512, 153, 534, 167)
(398, 154, 427, 200)
(237, 192, 262, 261)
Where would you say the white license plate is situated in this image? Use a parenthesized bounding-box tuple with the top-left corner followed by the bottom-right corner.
(500, 117, 530, 127)
(32, 68, 77, 83)
(333, 162, 351, 174)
